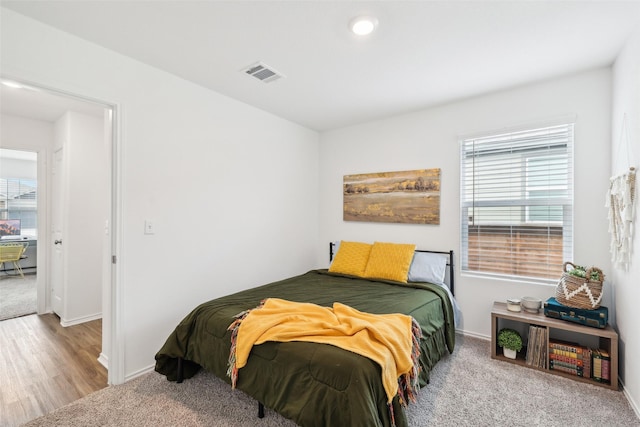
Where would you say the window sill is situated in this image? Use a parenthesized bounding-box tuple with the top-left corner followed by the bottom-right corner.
(461, 271, 558, 288)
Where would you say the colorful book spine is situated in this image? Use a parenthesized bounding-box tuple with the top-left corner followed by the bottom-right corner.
(548, 342, 611, 383)
(593, 351, 602, 381)
(549, 353, 584, 367)
(549, 340, 583, 357)
(583, 348, 591, 379)
(548, 340, 588, 378)
(549, 360, 584, 376)
(592, 349, 611, 384)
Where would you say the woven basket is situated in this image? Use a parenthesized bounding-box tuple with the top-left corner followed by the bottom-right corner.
(555, 262, 604, 309)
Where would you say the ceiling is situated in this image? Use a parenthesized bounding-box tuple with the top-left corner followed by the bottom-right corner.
(2, 1, 640, 131)
(0, 82, 107, 122)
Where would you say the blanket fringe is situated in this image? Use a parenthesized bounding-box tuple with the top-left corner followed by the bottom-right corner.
(396, 317, 422, 406)
(227, 299, 267, 388)
(389, 317, 422, 427)
(389, 403, 396, 427)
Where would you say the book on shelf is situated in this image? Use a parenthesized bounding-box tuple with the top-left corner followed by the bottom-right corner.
(548, 339, 610, 382)
(549, 359, 584, 376)
(525, 325, 547, 369)
(539, 327, 548, 369)
(592, 349, 611, 384)
(549, 339, 586, 377)
(549, 353, 584, 367)
(549, 339, 584, 356)
(583, 348, 592, 379)
(525, 326, 536, 366)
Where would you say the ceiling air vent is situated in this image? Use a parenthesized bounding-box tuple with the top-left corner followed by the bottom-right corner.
(242, 62, 284, 83)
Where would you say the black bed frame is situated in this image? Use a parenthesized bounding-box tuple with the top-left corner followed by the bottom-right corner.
(176, 243, 455, 419)
(329, 242, 455, 296)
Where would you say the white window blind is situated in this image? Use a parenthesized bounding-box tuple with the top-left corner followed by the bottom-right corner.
(0, 178, 38, 236)
(460, 123, 574, 282)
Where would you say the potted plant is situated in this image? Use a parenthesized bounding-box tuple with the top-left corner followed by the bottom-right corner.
(497, 328, 523, 359)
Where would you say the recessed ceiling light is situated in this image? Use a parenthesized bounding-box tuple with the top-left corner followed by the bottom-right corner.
(349, 16, 378, 36)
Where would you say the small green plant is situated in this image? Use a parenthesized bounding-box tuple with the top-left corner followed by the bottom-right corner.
(567, 265, 602, 281)
(497, 328, 523, 352)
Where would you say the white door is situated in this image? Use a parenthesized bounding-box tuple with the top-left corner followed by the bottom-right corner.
(51, 147, 64, 316)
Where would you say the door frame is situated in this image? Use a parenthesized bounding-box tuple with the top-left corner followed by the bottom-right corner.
(50, 146, 65, 317)
(1, 75, 124, 385)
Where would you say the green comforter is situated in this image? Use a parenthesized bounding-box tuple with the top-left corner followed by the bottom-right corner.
(155, 269, 455, 427)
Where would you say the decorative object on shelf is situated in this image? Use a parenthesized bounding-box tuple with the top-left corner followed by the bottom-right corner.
(556, 262, 604, 309)
(544, 297, 609, 329)
(497, 328, 522, 360)
(506, 298, 521, 312)
(525, 325, 547, 368)
(521, 296, 542, 313)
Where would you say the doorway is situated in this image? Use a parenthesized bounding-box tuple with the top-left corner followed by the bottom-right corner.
(0, 77, 119, 384)
(0, 148, 38, 320)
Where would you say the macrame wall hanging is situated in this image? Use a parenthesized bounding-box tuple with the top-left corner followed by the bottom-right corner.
(606, 114, 637, 269)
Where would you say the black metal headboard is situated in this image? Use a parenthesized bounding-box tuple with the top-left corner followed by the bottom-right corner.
(329, 242, 455, 295)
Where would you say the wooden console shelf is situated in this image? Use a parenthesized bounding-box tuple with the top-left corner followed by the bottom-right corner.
(491, 301, 618, 390)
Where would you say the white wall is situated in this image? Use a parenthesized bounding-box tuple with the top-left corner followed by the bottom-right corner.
(319, 68, 612, 337)
(1, 9, 320, 381)
(0, 114, 52, 156)
(611, 26, 640, 416)
(0, 154, 37, 180)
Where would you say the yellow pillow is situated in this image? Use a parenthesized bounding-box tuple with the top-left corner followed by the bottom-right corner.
(363, 242, 416, 283)
(329, 241, 372, 277)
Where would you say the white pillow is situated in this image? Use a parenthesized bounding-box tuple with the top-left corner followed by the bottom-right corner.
(408, 252, 447, 285)
(329, 241, 341, 266)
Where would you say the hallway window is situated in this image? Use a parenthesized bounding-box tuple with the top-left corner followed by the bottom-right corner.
(0, 149, 38, 238)
(0, 178, 37, 237)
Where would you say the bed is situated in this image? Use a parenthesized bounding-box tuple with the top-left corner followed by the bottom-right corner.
(155, 242, 456, 427)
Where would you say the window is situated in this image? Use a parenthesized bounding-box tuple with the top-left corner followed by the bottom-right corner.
(460, 123, 574, 282)
(0, 178, 37, 237)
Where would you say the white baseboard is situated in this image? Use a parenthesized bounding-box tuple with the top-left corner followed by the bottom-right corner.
(125, 364, 155, 382)
(457, 329, 491, 341)
(621, 379, 640, 420)
(60, 312, 102, 327)
(98, 352, 109, 369)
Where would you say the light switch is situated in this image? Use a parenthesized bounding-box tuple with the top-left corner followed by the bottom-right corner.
(144, 220, 155, 235)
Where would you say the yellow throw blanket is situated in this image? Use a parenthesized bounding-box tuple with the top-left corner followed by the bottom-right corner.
(227, 298, 421, 404)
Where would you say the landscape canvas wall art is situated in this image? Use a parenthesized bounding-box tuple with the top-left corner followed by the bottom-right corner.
(343, 168, 441, 224)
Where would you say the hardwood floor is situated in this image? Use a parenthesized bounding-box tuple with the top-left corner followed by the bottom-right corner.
(0, 314, 107, 427)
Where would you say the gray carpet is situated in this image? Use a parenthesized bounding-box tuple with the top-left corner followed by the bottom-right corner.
(0, 273, 36, 321)
(22, 335, 639, 426)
